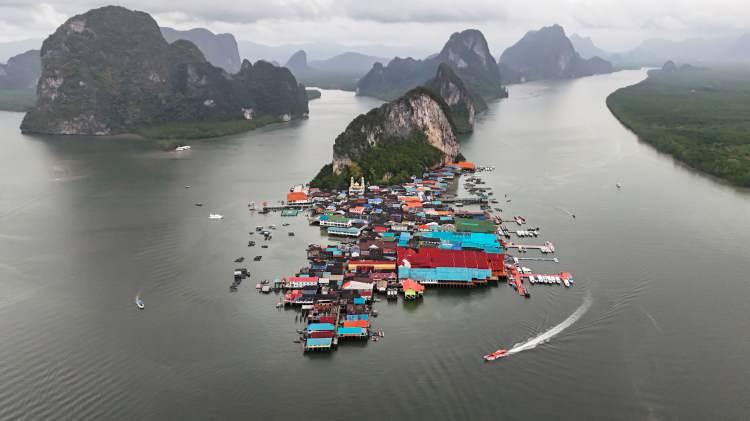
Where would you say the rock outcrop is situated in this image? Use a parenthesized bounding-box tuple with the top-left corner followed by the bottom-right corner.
(425, 63, 485, 133)
(21, 6, 308, 135)
(160, 27, 241, 73)
(285, 50, 310, 74)
(569, 34, 609, 60)
(312, 87, 458, 189)
(661, 60, 678, 72)
(499, 24, 613, 83)
(0, 49, 41, 90)
(357, 29, 506, 101)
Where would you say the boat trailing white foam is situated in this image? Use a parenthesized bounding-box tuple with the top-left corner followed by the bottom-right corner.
(507, 292, 592, 355)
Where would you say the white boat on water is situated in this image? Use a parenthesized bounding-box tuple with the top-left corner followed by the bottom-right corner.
(209, 213, 224, 220)
(175, 145, 191, 152)
(135, 296, 145, 309)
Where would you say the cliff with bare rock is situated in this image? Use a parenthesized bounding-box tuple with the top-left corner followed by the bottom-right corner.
(311, 87, 458, 189)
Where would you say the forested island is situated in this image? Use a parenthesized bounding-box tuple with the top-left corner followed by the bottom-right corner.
(20, 6, 309, 140)
(607, 65, 750, 187)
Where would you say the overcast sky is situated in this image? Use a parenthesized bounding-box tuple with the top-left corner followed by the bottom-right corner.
(1, 0, 749, 53)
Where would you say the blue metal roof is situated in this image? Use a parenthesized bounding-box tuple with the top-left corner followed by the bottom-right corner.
(337, 327, 367, 335)
(308, 323, 335, 331)
(420, 231, 503, 253)
(306, 338, 333, 347)
(398, 267, 491, 282)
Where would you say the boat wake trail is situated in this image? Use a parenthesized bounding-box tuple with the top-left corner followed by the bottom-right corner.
(507, 293, 592, 355)
(555, 206, 574, 217)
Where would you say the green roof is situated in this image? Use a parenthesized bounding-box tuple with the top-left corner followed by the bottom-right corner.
(454, 217, 495, 233)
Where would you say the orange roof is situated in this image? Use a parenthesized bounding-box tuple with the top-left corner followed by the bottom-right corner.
(343, 320, 369, 328)
(456, 161, 476, 170)
(400, 279, 425, 293)
(287, 191, 308, 202)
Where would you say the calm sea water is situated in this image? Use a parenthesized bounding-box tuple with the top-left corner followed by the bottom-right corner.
(1, 70, 749, 420)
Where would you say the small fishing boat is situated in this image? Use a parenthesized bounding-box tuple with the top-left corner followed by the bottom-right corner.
(483, 348, 508, 361)
(175, 145, 191, 152)
(208, 213, 223, 220)
(135, 296, 145, 310)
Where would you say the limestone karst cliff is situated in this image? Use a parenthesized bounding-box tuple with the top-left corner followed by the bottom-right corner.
(21, 6, 308, 136)
(311, 87, 458, 189)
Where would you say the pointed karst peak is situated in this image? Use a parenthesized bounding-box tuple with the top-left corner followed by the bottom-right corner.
(285, 50, 309, 72)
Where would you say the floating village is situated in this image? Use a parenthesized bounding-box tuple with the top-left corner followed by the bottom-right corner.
(234, 162, 575, 359)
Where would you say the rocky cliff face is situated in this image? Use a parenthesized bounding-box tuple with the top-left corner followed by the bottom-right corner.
(160, 27, 241, 73)
(0, 49, 41, 90)
(333, 88, 457, 173)
(311, 87, 457, 189)
(357, 29, 506, 101)
(285, 50, 310, 75)
(499, 24, 613, 83)
(21, 6, 307, 135)
(425, 63, 484, 133)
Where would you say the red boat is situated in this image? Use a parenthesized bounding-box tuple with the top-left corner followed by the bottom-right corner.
(483, 348, 509, 361)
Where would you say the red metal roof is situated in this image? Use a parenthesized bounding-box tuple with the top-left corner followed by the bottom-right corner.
(397, 247, 504, 272)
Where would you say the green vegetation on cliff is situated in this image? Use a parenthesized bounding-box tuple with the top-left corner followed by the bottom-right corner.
(312, 87, 457, 190)
(311, 131, 444, 189)
(21, 6, 308, 136)
(607, 67, 750, 186)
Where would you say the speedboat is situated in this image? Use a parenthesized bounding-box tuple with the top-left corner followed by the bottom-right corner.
(483, 348, 509, 361)
(175, 145, 191, 152)
(135, 296, 145, 310)
(208, 213, 223, 219)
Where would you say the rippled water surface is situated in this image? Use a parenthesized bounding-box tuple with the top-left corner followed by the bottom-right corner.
(1, 71, 749, 420)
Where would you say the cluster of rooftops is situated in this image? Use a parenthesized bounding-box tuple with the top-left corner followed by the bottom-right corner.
(270, 162, 519, 353)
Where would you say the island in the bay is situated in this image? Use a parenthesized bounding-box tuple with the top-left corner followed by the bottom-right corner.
(19, 6, 309, 140)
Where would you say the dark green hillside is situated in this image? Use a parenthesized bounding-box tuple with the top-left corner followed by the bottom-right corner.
(607, 67, 750, 186)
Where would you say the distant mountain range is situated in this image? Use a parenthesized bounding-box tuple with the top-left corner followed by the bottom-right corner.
(570, 32, 750, 67)
(498, 25, 613, 84)
(569, 34, 610, 60)
(282, 50, 387, 91)
(239, 41, 431, 65)
(357, 29, 506, 102)
(0, 39, 42, 63)
(160, 27, 241, 73)
(0, 49, 40, 90)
